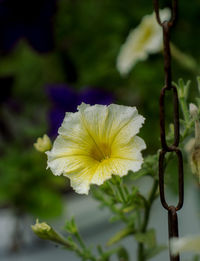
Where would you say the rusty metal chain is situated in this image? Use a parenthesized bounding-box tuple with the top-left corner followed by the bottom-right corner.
(153, 1, 184, 260)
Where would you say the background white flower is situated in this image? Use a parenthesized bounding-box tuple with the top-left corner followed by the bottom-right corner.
(117, 8, 171, 75)
(170, 235, 200, 255)
(185, 103, 200, 182)
(47, 103, 146, 194)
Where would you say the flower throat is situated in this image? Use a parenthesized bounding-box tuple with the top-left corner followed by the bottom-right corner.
(90, 143, 111, 162)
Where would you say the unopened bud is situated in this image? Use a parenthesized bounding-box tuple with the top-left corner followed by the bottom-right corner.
(31, 219, 70, 247)
(185, 102, 200, 183)
(34, 134, 52, 152)
(191, 146, 200, 183)
(189, 103, 198, 118)
(197, 76, 200, 95)
(31, 219, 52, 240)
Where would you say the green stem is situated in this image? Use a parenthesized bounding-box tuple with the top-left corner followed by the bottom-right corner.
(181, 119, 194, 141)
(179, 97, 190, 123)
(137, 180, 159, 261)
(74, 232, 86, 250)
(99, 246, 125, 260)
(74, 233, 96, 261)
(107, 181, 116, 196)
(142, 180, 158, 232)
(117, 182, 127, 202)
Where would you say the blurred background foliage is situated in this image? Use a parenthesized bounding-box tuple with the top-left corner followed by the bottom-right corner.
(0, 0, 199, 250)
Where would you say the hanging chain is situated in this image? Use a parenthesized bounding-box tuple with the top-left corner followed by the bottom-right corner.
(153, 1, 184, 261)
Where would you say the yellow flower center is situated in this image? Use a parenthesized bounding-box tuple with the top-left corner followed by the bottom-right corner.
(90, 143, 111, 162)
(134, 23, 154, 52)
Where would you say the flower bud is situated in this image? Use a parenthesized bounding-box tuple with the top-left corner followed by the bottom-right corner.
(197, 76, 200, 95)
(31, 219, 52, 240)
(185, 103, 200, 182)
(191, 146, 200, 183)
(31, 219, 70, 247)
(189, 103, 198, 118)
(34, 134, 52, 152)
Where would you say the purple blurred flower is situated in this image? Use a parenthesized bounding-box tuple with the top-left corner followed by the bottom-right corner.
(0, 0, 57, 53)
(46, 84, 113, 138)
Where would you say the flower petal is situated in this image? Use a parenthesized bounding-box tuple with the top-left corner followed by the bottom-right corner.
(170, 235, 200, 255)
(78, 103, 109, 144)
(112, 136, 146, 160)
(91, 155, 143, 186)
(46, 134, 95, 176)
(64, 160, 99, 194)
(106, 104, 145, 144)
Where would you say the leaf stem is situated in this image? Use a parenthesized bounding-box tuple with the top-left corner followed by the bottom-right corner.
(116, 182, 127, 202)
(74, 231, 86, 250)
(137, 179, 159, 261)
(179, 97, 190, 123)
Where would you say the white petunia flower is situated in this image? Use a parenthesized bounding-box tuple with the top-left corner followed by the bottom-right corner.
(185, 103, 200, 182)
(117, 8, 171, 75)
(34, 134, 52, 152)
(170, 235, 200, 256)
(47, 103, 146, 194)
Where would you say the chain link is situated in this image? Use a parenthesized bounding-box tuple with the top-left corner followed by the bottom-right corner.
(153, 1, 184, 260)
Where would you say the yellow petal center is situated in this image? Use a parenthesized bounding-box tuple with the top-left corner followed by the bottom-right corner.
(134, 24, 154, 52)
(90, 143, 111, 162)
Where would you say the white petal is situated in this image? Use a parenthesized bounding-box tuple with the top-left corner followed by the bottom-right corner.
(90, 160, 113, 185)
(189, 103, 198, 117)
(106, 104, 145, 144)
(64, 162, 98, 194)
(116, 26, 149, 75)
(159, 8, 171, 23)
(112, 136, 146, 161)
(58, 103, 94, 144)
(46, 151, 67, 176)
(184, 138, 195, 153)
(112, 115, 145, 145)
(109, 156, 143, 176)
(145, 8, 171, 53)
(58, 111, 82, 139)
(77, 102, 90, 111)
(170, 235, 200, 255)
(46, 135, 93, 176)
(91, 153, 144, 186)
(78, 103, 109, 143)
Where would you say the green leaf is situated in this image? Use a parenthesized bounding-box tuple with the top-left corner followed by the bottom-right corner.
(107, 227, 133, 246)
(65, 218, 78, 234)
(196, 97, 200, 108)
(122, 205, 135, 213)
(109, 215, 121, 223)
(134, 229, 156, 248)
(117, 247, 129, 261)
(128, 170, 147, 181)
(193, 255, 200, 261)
(144, 245, 167, 260)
